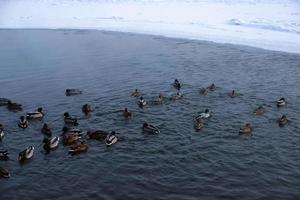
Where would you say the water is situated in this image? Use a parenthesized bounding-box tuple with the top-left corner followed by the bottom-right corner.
(0, 29, 300, 200)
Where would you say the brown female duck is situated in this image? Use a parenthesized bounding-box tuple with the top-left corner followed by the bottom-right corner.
(239, 123, 253, 134)
(86, 130, 108, 140)
(278, 115, 288, 127)
(69, 141, 88, 155)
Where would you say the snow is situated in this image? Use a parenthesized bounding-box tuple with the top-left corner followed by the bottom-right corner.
(1, 0, 300, 54)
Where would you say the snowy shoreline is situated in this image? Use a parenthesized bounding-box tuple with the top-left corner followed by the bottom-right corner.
(1, 0, 300, 54)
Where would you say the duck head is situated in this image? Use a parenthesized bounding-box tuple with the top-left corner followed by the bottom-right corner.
(110, 131, 116, 135)
(18, 153, 23, 161)
(62, 126, 69, 134)
(43, 138, 50, 144)
(143, 123, 148, 128)
(281, 115, 287, 120)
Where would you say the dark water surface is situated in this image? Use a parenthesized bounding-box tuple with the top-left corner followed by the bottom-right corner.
(0, 29, 300, 200)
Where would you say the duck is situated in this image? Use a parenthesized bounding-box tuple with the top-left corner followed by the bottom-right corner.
(138, 97, 146, 107)
(199, 88, 208, 96)
(131, 89, 141, 97)
(142, 123, 160, 134)
(43, 136, 60, 153)
(173, 79, 181, 90)
(69, 141, 88, 155)
(277, 98, 286, 107)
(62, 126, 82, 145)
(0, 150, 9, 161)
(65, 89, 82, 96)
(0, 167, 10, 178)
(208, 83, 216, 91)
(123, 108, 132, 118)
(82, 104, 93, 114)
(105, 131, 118, 146)
(0, 98, 10, 106)
(254, 106, 265, 115)
(278, 115, 288, 127)
(194, 118, 204, 131)
(197, 109, 212, 119)
(41, 123, 52, 137)
(62, 126, 82, 135)
(154, 93, 164, 105)
(229, 90, 237, 98)
(87, 130, 109, 140)
(172, 91, 183, 100)
(7, 100, 22, 111)
(64, 112, 78, 126)
(26, 107, 44, 119)
(18, 116, 29, 129)
(18, 146, 34, 162)
(0, 124, 4, 141)
(239, 123, 253, 134)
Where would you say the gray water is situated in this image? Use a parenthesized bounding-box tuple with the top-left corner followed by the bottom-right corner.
(0, 29, 300, 200)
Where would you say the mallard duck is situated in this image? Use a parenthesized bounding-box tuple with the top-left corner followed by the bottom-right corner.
(138, 97, 146, 107)
(18, 146, 34, 162)
(0, 98, 10, 106)
(196, 109, 212, 119)
(199, 88, 208, 95)
(62, 126, 82, 135)
(62, 127, 82, 145)
(172, 91, 183, 100)
(131, 89, 140, 97)
(18, 116, 29, 129)
(0, 167, 10, 178)
(7, 100, 22, 111)
(69, 141, 88, 155)
(65, 89, 82, 96)
(173, 79, 181, 90)
(87, 130, 108, 140)
(278, 115, 288, 127)
(82, 104, 93, 114)
(64, 112, 78, 126)
(254, 106, 265, 115)
(63, 134, 81, 146)
(208, 83, 216, 91)
(26, 107, 44, 119)
(123, 108, 132, 118)
(43, 136, 59, 150)
(143, 123, 160, 134)
(277, 98, 286, 107)
(0, 125, 4, 141)
(41, 123, 52, 137)
(0, 150, 9, 161)
(105, 131, 118, 146)
(239, 123, 253, 134)
(154, 94, 163, 104)
(194, 118, 204, 131)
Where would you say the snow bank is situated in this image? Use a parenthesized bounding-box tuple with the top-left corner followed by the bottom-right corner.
(1, 0, 300, 53)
